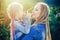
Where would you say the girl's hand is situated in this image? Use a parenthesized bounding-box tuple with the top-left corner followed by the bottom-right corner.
(23, 11, 31, 21)
(26, 13, 31, 19)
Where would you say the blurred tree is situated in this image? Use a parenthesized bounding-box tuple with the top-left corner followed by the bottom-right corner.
(45, 0, 60, 40)
(45, 0, 60, 7)
(0, 0, 10, 40)
(0, 25, 10, 40)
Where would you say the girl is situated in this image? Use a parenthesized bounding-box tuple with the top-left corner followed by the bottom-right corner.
(7, 2, 31, 40)
(22, 2, 51, 40)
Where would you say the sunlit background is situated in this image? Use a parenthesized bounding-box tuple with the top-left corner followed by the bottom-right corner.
(0, 0, 60, 40)
(0, 0, 44, 25)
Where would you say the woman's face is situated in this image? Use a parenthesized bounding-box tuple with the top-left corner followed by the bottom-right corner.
(32, 5, 41, 19)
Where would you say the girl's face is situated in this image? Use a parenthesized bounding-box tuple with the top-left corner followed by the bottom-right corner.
(15, 10, 23, 20)
(10, 9, 23, 20)
(10, 10, 16, 19)
(32, 5, 41, 19)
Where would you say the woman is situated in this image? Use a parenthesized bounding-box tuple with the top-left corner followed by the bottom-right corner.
(7, 2, 31, 40)
(22, 2, 51, 40)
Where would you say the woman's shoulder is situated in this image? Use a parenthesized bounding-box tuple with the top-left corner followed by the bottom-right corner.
(30, 23, 46, 35)
(32, 23, 46, 27)
(38, 23, 46, 27)
(31, 23, 46, 30)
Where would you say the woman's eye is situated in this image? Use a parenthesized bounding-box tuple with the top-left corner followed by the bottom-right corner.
(35, 9, 38, 11)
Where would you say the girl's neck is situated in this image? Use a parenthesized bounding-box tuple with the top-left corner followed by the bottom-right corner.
(15, 17, 23, 22)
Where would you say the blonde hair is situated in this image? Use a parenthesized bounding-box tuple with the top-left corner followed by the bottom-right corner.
(34, 2, 51, 40)
(7, 2, 23, 19)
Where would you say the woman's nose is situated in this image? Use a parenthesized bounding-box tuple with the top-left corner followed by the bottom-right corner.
(31, 13, 34, 17)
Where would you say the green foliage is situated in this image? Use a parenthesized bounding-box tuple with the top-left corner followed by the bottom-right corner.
(0, 25, 10, 40)
(49, 7, 60, 40)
